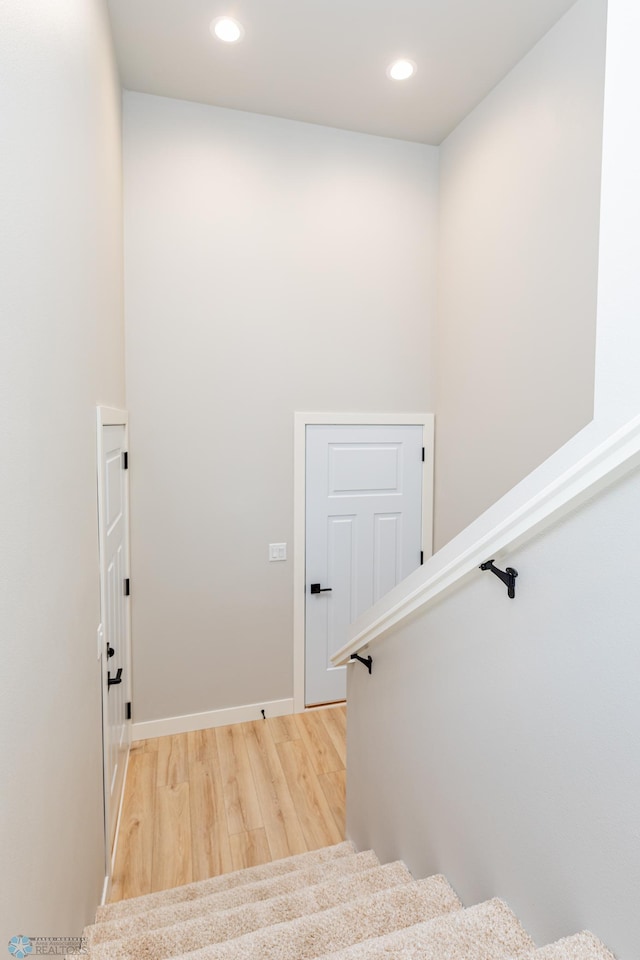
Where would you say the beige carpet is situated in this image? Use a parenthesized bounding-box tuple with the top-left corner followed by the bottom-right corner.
(518, 933, 618, 960)
(89, 851, 380, 945)
(87, 842, 616, 960)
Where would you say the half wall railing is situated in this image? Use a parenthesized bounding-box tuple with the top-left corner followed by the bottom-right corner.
(332, 412, 640, 668)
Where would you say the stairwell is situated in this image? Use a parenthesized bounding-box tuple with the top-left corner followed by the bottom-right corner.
(84, 842, 614, 959)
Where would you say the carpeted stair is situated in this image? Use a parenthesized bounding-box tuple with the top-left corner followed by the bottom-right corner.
(87, 842, 616, 960)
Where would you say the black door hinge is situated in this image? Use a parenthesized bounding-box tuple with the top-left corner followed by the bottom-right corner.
(124, 578, 130, 596)
(125, 702, 132, 721)
(422, 447, 425, 462)
(420, 551, 424, 565)
(122, 451, 129, 470)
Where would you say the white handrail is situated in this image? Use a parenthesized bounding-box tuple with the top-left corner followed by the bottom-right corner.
(331, 413, 640, 666)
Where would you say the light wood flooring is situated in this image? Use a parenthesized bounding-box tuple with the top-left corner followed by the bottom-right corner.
(109, 706, 346, 902)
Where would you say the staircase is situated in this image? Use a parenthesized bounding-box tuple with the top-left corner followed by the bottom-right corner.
(86, 842, 615, 959)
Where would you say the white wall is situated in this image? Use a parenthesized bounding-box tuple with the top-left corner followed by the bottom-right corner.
(592, 0, 640, 427)
(434, 0, 607, 548)
(346, 5, 640, 956)
(123, 93, 439, 724)
(0, 0, 124, 939)
(347, 459, 640, 959)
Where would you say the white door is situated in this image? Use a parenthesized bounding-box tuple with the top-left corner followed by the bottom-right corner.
(98, 420, 132, 872)
(305, 424, 424, 705)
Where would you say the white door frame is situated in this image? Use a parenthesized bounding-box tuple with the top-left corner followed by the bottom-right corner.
(96, 405, 132, 898)
(293, 412, 434, 713)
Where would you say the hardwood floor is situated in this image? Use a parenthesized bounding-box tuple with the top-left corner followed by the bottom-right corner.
(109, 706, 346, 902)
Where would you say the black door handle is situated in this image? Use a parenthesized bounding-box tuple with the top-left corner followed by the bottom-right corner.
(310, 583, 332, 594)
(108, 668, 123, 687)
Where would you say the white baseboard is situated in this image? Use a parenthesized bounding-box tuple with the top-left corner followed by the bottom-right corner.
(131, 698, 295, 740)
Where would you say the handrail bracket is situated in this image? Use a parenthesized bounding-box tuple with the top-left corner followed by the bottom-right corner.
(479, 560, 518, 599)
(350, 652, 373, 674)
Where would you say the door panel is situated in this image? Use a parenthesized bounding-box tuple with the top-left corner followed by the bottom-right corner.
(305, 424, 423, 706)
(374, 513, 402, 599)
(328, 515, 357, 659)
(99, 422, 132, 870)
(329, 443, 401, 494)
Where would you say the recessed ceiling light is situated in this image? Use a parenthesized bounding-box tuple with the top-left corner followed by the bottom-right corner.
(210, 16, 244, 43)
(387, 59, 416, 81)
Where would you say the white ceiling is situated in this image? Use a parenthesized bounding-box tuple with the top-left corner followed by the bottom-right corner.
(107, 0, 578, 144)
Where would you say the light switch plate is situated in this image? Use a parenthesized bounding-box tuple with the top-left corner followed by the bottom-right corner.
(269, 543, 287, 562)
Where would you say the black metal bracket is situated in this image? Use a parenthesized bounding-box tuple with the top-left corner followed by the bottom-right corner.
(479, 560, 518, 599)
(350, 653, 373, 674)
(108, 667, 123, 687)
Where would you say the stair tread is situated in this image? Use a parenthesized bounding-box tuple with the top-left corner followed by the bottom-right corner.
(514, 931, 616, 960)
(89, 851, 380, 945)
(88, 862, 414, 960)
(138, 875, 461, 960)
(316, 897, 535, 960)
(96, 841, 355, 922)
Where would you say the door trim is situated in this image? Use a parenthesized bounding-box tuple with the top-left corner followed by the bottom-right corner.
(293, 412, 434, 713)
(96, 405, 132, 895)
